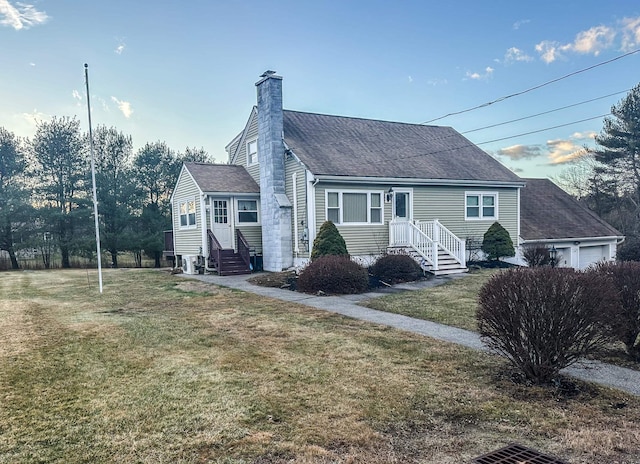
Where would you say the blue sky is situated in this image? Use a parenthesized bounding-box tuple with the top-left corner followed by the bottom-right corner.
(1, 0, 639, 179)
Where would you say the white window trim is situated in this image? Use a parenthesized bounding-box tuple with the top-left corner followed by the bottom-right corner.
(178, 197, 198, 229)
(465, 191, 498, 221)
(325, 190, 385, 225)
(236, 198, 260, 225)
(246, 138, 258, 166)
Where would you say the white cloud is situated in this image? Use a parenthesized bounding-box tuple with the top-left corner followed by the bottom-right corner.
(466, 66, 494, 80)
(547, 139, 589, 165)
(621, 16, 640, 51)
(19, 108, 49, 127)
(495, 144, 543, 160)
(426, 78, 448, 86)
(513, 19, 530, 30)
(72, 89, 82, 101)
(408, 75, 413, 83)
(114, 39, 126, 55)
(570, 131, 597, 140)
(0, 0, 48, 30)
(535, 40, 571, 63)
(504, 47, 533, 63)
(572, 25, 615, 55)
(110, 96, 133, 118)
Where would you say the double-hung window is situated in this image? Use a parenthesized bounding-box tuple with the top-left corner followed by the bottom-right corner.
(179, 199, 197, 228)
(465, 192, 497, 220)
(237, 199, 259, 224)
(326, 190, 383, 225)
(247, 140, 258, 166)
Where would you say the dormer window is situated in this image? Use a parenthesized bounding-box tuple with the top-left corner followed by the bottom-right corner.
(247, 140, 258, 166)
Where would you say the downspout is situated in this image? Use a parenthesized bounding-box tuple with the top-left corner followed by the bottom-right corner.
(293, 172, 299, 256)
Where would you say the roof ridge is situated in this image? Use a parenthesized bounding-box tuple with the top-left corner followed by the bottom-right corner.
(283, 108, 450, 129)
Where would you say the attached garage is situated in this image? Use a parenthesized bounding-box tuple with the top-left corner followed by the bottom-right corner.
(578, 245, 606, 270)
(517, 179, 623, 270)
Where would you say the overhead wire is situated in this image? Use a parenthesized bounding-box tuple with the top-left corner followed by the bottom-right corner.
(421, 48, 640, 124)
(461, 89, 629, 134)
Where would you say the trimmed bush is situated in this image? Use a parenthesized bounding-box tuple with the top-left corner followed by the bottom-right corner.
(369, 253, 422, 284)
(521, 243, 551, 267)
(481, 222, 515, 261)
(477, 267, 617, 384)
(590, 261, 640, 361)
(310, 221, 348, 260)
(298, 255, 368, 295)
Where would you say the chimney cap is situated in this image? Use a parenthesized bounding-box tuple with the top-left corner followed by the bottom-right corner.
(260, 70, 277, 78)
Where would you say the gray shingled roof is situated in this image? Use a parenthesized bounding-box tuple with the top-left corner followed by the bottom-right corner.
(520, 178, 621, 240)
(282, 110, 522, 183)
(184, 162, 259, 193)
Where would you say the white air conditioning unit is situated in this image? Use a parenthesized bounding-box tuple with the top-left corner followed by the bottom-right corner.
(182, 255, 198, 275)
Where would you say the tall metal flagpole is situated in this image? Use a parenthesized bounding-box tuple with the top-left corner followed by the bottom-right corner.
(84, 63, 103, 293)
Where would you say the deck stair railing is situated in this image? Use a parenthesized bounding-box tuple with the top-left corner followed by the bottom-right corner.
(389, 219, 466, 272)
(207, 229, 222, 271)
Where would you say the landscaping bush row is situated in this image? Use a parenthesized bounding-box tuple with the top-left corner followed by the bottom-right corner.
(477, 262, 640, 384)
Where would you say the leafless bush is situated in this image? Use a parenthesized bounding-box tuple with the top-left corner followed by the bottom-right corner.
(589, 261, 640, 361)
(477, 267, 617, 384)
(521, 243, 551, 267)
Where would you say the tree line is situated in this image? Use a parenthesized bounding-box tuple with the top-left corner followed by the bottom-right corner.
(555, 83, 640, 258)
(0, 116, 212, 270)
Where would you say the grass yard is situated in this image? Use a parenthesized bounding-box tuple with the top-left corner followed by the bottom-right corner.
(1, 269, 639, 463)
(362, 269, 496, 332)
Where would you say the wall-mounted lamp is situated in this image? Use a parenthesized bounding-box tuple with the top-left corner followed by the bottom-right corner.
(385, 187, 394, 203)
(549, 245, 558, 268)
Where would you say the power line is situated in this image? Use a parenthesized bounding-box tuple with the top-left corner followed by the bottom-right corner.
(461, 89, 629, 135)
(373, 113, 611, 166)
(422, 48, 640, 124)
(476, 114, 610, 145)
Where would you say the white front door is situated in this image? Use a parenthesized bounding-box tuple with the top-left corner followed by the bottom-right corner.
(393, 189, 412, 221)
(212, 199, 233, 248)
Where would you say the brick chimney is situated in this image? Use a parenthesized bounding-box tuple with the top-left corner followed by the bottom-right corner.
(256, 71, 293, 271)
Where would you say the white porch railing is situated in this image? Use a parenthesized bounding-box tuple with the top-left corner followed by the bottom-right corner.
(389, 219, 466, 271)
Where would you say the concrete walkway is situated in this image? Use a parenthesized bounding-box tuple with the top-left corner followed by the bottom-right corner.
(179, 272, 640, 397)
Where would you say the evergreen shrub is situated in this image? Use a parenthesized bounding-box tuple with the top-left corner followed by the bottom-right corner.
(481, 222, 515, 261)
(310, 221, 348, 260)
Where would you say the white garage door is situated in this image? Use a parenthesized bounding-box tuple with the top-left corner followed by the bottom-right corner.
(579, 245, 605, 270)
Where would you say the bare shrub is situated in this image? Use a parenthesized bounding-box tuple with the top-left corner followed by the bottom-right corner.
(477, 267, 617, 384)
(521, 243, 551, 267)
(590, 261, 640, 361)
(298, 255, 369, 295)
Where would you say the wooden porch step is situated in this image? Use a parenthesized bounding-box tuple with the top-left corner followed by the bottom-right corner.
(209, 251, 252, 276)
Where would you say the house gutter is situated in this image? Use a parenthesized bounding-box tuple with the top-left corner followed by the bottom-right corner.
(312, 175, 526, 188)
(520, 235, 625, 244)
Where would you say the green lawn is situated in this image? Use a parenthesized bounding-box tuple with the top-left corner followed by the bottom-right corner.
(363, 269, 497, 331)
(1, 269, 639, 463)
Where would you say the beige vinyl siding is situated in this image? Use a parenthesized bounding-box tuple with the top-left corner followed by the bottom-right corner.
(412, 185, 519, 244)
(315, 182, 390, 256)
(242, 115, 260, 182)
(173, 169, 203, 256)
(285, 156, 308, 258)
(226, 138, 241, 164)
(315, 182, 519, 256)
(236, 225, 262, 254)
